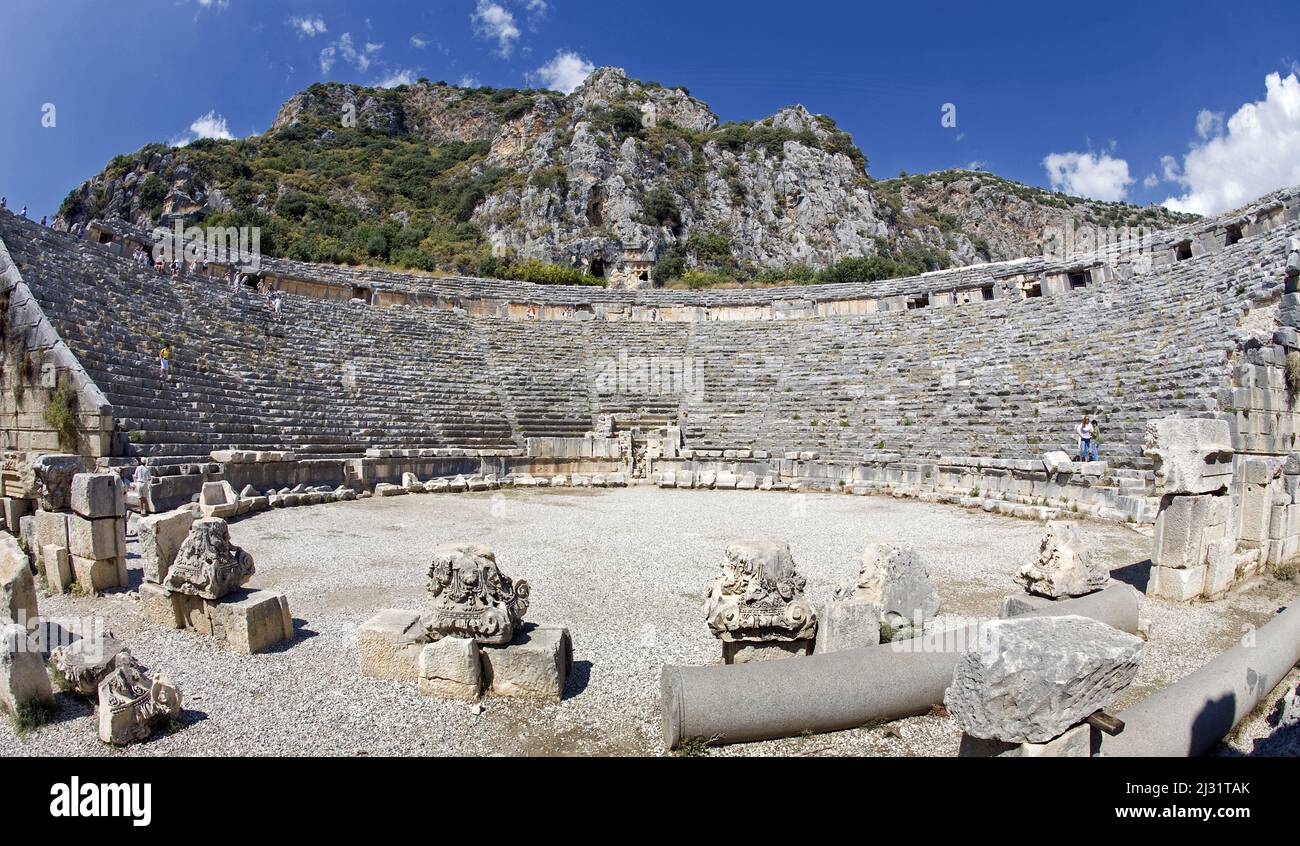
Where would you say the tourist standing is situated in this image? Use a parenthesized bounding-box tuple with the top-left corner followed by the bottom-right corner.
(158, 344, 171, 381)
(1075, 415, 1095, 462)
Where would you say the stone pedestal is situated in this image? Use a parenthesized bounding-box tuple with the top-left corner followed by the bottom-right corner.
(724, 639, 814, 664)
(958, 723, 1094, 757)
(418, 637, 481, 700)
(358, 609, 428, 681)
(480, 624, 572, 702)
(139, 585, 294, 655)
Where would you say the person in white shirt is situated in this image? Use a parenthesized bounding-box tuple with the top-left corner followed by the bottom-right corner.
(1075, 415, 1097, 462)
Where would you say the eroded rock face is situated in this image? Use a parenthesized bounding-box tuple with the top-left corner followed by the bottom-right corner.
(835, 543, 939, 640)
(1017, 522, 1109, 599)
(944, 615, 1144, 744)
(426, 543, 530, 645)
(162, 518, 255, 601)
(704, 540, 817, 643)
(96, 651, 182, 746)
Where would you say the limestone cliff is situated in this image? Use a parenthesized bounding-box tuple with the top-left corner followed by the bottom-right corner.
(55, 67, 1196, 288)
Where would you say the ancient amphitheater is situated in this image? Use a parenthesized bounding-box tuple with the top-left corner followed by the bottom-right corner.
(1, 186, 1299, 757)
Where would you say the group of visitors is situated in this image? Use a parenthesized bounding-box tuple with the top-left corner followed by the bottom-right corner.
(1075, 415, 1100, 462)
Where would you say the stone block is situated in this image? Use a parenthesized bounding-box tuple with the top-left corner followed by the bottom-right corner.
(418, 637, 482, 700)
(71, 555, 126, 593)
(139, 582, 183, 629)
(724, 639, 814, 664)
(480, 624, 572, 702)
(69, 472, 125, 519)
(199, 480, 239, 518)
(675, 471, 695, 489)
(66, 514, 121, 561)
(714, 471, 737, 489)
(30, 510, 69, 569)
(1, 623, 54, 717)
(958, 723, 1093, 757)
(1152, 494, 1230, 569)
(945, 615, 1143, 744)
(31, 454, 89, 511)
(1148, 563, 1207, 602)
(137, 507, 196, 584)
(357, 609, 428, 681)
(212, 590, 294, 655)
(813, 599, 881, 654)
(736, 472, 758, 490)
(1143, 417, 1234, 495)
(41, 544, 70, 594)
(0, 535, 37, 627)
(1, 498, 33, 534)
(375, 483, 407, 497)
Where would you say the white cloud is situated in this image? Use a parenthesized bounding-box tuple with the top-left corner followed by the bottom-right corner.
(459, 75, 482, 88)
(1163, 72, 1300, 215)
(472, 1, 521, 57)
(375, 69, 419, 89)
(320, 32, 383, 76)
(1042, 151, 1134, 201)
(1143, 172, 1160, 189)
(1160, 154, 1180, 182)
(170, 110, 235, 147)
(410, 34, 431, 48)
(1195, 109, 1224, 139)
(195, 0, 229, 10)
(288, 16, 328, 38)
(533, 50, 594, 94)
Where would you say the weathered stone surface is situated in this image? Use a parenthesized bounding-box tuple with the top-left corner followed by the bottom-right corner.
(139, 581, 183, 629)
(72, 554, 127, 593)
(724, 639, 814, 664)
(163, 517, 255, 600)
(480, 624, 571, 702)
(1, 623, 54, 717)
(1152, 494, 1231, 570)
(357, 608, 428, 681)
(31, 454, 89, 511)
(170, 589, 294, 654)
(30, 510, 69, 569)
(836, 543, 939, 639)
(96, 651, 182, 745)
(704, 539, 817, 644)
(814, 598, 881, 654)
(66, 514, 121, 561)
(1148, 563, 1207, 602)
(69, 472, 125, 519)
(1143, 417, 1234, 495)
(137, 507, 196, 584)
(426, 542, 529, 645)
(958, 722, 1093, 757)
(1042, 451, 1074, 475)
(49, 632, 129, 696)
(945, 615, 1144, 744)
(42, 544, 71, 594)
(0, 535, 37, 627)
(1017, 521, 1109, 598)
(418, 637, 481, 700)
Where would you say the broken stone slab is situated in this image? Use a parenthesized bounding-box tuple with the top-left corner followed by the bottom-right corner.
(418, 636, 481, 700)
(1, 623, 54, 718)
(944, 614, 1144, 744)
(835, 543, 939, 640)
(1143, 417, 1234, 495)
(736, 472, 758, 490)
(814, 598, 882, 654)
(1017, 521, 1109, 598)
(479, 624, 572, 702)
(0, 534, 37, 627)
(163, 517, 254, 601)
(1042, 451, 1074, 476)
(357, 609, 428, 681)
(70, 473, 125, 520)
(72, 555, 127, 594)
(138, 582, 184, 629)
(137, 508, 196, 585)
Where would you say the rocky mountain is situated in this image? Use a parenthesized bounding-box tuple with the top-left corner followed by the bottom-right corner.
(55, 67, 1197, 288)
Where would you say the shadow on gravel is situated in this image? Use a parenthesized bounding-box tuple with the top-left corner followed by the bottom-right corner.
(261, 619, 319, 654)
(564, 660, 593, 700)
(1111, 558, 1152, 592)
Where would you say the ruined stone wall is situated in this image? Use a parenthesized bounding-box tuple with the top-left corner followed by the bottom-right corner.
(0, 230, 112, 468)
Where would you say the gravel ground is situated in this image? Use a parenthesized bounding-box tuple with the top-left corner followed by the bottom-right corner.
(1, 486, 1296, 757)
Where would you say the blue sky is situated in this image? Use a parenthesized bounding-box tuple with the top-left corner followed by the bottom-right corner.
(2, 0, 1299, 219)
